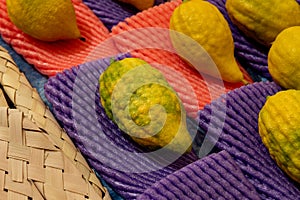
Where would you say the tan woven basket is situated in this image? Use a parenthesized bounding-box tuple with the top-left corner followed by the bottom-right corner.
(0, 87, 8, 107)
(0, 46, 110, 200)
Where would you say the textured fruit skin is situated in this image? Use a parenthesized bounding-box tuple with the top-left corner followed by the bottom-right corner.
(169, 0, 244, 83)
(6, 0, 81, 41)
(268, 26, 300, 90)
(99, 58, 192, 153)
(118, 0, 154, 10)
(258, 90, 300, 184)
(226, 0, 300, 46)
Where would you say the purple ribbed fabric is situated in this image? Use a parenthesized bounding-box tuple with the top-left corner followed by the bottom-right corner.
(137, 150, 261, 200)
(196, 81, 300, 199)
(83, 0, 169, 30)
(44, 53, 198, 199)
(83, 0, 137, 30)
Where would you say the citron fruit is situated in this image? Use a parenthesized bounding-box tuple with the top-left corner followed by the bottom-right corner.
(169, 0, 245, 83)
(118, 0, 155, 11)
(226, 0, 300, 46)
(268, 26, 300, 90)
(99, 58, 192, 153)
(258, 90, 300, 184)
(6, 0, 81, 42)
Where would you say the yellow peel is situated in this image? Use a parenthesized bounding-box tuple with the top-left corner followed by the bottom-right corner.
(6, 0, 81, 42)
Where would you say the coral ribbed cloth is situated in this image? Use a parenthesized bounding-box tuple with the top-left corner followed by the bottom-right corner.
(0, 0, 112, 76)
(110, 0, 253, 114)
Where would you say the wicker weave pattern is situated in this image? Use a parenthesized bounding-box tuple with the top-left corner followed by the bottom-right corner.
(0, 87, 8, 107)
(0, 107, 97, 199)
(0, 46, 110, 199)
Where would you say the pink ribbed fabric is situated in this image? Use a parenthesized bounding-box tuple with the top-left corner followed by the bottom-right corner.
(111, 0, 253, 114)
(0, 0, 112, 76)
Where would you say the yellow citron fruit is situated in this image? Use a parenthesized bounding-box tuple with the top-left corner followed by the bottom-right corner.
(99, 58, 192, 154)
(258, 90, 300, 184)
(6, 0, 81, 42)
(118, 0, 155, 11)
(226, 0, 300, 47)
(169, 0, 245, 83)
(268, 26, 300, 90)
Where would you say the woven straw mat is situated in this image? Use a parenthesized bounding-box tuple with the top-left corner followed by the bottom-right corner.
(0, 45, 111, 199)
(0, 87, 8, 107)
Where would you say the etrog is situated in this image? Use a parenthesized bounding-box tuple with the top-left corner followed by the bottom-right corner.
(99, 58, 192, 153)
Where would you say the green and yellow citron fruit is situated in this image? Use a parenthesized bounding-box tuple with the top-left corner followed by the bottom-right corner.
(169, 0, 244, 83)
(258, 90, 300, 183)
(268, 26, 300, 90)
(99, 58, 192, 153)
(6, 0, 81, 41)
(226, 0, 300, 46)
